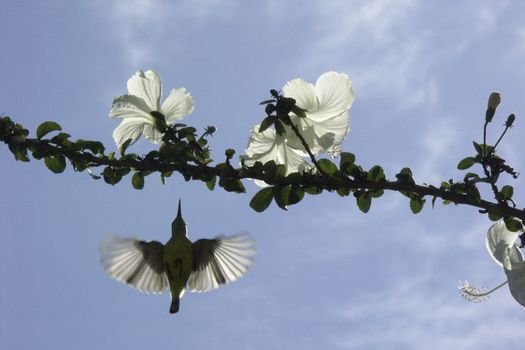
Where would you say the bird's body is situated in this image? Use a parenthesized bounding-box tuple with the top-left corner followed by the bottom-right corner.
(99, 200, 255, 314)
(163, 234, 193, 313)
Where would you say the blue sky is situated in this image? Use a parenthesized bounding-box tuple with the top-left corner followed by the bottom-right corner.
(1, 0, 525, 348)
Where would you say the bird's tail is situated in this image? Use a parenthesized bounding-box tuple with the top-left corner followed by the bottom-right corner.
(169, 297, 180, 314)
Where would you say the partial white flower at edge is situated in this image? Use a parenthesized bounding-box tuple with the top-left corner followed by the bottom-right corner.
(283, 71, 355, 156)
(110, 70, 194, 149)
(459, 220, 525, 308)
(241, 125, 311, 187)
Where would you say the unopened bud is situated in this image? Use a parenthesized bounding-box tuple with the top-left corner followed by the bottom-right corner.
(485, 92, 501, 123)
(505, 113, 516, 128)
(487, 92, 501, 110)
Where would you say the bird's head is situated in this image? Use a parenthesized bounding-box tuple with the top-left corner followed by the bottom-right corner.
(171, 199, 188, 237)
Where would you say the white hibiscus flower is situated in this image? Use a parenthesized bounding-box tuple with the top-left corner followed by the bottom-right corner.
(242, 71, 354, 187)
(241, 125, 311, 187)
(110, 70, 194, 149)
(283, 71, 355, 156)
(459, 220, 525, 307)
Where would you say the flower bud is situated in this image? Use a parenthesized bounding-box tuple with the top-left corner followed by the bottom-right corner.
(487, 92, 501, 110)
(505, 113, 516, 128)
(485, 92, 501, 123)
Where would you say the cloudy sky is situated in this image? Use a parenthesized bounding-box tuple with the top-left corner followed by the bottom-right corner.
(1, 0, 525, 349)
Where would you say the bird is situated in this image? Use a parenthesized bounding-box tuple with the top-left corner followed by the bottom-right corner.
(99, 200, 256, 314)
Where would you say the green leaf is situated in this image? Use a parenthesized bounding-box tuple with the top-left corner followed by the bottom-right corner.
(250, 187, 274, 212)
(36, 121, 61, 140)
(305, 186, 322, 195)
(371, 189, 384, 198)
(457, 157, 476, 170)
(465, 186, 481, 204)
(119, 138, 132, 155)
(102, 167, 122, 185)
(367, 165, 385, 181)
(76, 139, 106, 155)
(318, 158, 338, 176)
(132, 172, 144, 190)
(44, 155, 66, 173)
(357, 192, 372, 213)
(488, 211, 502, 221)
(410, 197, 425, 214)
(258, 116, 274, 133)
(504, 217, 523, 232)
(339, 152, 356, 175)
(206, 176, 216, 191)
(219, 177, 246, 193)
(337, 187, 351, 197)
(288, 187, 304, 205)
(274, 186, 290, 210)
(501, 185, 514, 200)
(396, 167, 414, 183)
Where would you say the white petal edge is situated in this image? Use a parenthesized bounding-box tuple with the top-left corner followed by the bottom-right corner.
(503, 247, 525, 308)
(282, 78, 318, 112)
(310, 71, 355, 122)
(127, 70, 161, 111)
(486, 220, 522, 267)
(161, 88, 194, 123)
(113, 118, 147, 149)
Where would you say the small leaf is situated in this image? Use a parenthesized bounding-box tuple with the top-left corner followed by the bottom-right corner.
(132, 172, 144, 190)
(367, 165, 385, 181)
(206, 176, 216, 191)
(337, 187, 351, 197)
(488, 211, 502, 221)
(318, 158, 338, 176)
(36, 121, 61, 140)
(259, 117, 274, 133)
(501, 185, 514, 200)
(250, 187, 274, 212)
(357, 192, 372, 213)
(504, 217, 523, 232)
(288, 187, 305, 205)
(457, 157, 476, 170)
(339, 152, 356, 175)
(410, 197, 425, 214)
(44, 155, 66, 173)
(219, 177, 246, 193)
(274, 186, 290, 210)
(119, 138, 132, 155)
(305, 186, 322, 195)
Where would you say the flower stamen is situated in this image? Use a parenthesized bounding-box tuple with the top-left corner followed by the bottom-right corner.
(458, 280, 508, 302)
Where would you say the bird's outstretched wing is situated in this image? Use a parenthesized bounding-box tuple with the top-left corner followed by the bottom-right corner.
(99, 235, 168, 294)
(188, 234, 256, 292)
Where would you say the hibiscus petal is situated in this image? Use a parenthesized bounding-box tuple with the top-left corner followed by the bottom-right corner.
(109, 94, 153, 120)
(486, 220, 522, 267)
(503, 247, 525, 308)
(161, 88, 194, 123)
(283, 78, 318, 112)
(127, 70, 161, 111)
(142, 124, 164, 144)
(242, 125, 310, 179)
(308, 72, 355, 122)
(113, 118, 147, 149)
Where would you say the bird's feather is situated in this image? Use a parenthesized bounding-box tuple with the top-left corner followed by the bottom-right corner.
(99, 235, 168, 294)
(188, 234, 256, 292)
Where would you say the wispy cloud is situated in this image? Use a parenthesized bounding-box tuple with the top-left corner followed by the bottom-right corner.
(91, 0, 238, 67)
(332, 274, 525, 349)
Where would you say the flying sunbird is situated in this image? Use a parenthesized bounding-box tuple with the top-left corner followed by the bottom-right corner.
(99, 200, 255, 314)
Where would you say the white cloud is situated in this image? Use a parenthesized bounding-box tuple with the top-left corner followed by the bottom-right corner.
(91, 0, 238, 67)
